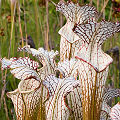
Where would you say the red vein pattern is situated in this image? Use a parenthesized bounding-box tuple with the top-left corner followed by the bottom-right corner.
(73, 20, 120, 46)
(18, 45, 58, 80)
(18, 45, 58, 68)
(56, 58, 120, 119)
(56, 1, 98, 23)
(1, 47, 60, 120)
(103, 88, 120, 103)
(1, 57, 40, 81)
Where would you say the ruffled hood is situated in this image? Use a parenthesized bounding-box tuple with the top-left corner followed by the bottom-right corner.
(57, 1, 98, 43)
(73, 19, 120, 72)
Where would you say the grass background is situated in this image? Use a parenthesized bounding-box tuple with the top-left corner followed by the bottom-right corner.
(0, 0, 120, 119)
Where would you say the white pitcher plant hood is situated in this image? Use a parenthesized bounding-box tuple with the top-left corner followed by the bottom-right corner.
(73, 19, 120, 72)
(56, 1, 98, 24)
(1, 57, 40, 81)
(56, 0, 98, 61)
(1, 48, 82, 120)
(43, 74, 82, 120)
(18, 45, 58, 70)
(57, 1, 98, 43)
(18, 45, 59, 80)
(56, 59, 84, 119)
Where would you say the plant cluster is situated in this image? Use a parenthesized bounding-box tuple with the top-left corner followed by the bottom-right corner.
(1, 1, 120, 120)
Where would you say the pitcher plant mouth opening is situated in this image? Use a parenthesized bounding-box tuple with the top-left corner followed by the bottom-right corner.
(0, 0, 120, 120)
(18, 79, 41, 94)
